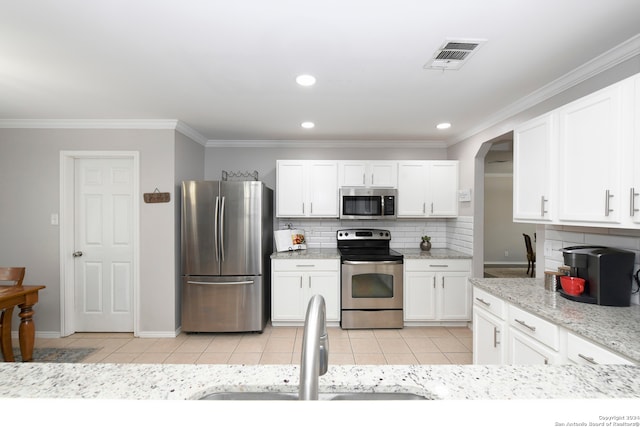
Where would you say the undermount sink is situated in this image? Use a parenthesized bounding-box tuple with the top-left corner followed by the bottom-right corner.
(199, 391, 429, 400)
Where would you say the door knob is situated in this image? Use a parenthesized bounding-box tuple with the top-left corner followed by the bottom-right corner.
(72, 251, 83, 258)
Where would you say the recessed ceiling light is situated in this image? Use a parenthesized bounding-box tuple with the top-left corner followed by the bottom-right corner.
(436, 122, 451, 130)
(296, 74, 316, 86)
(301, 121, 315, 129)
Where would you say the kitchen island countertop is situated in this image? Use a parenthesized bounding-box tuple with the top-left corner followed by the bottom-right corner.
(1, 362, 639, 400)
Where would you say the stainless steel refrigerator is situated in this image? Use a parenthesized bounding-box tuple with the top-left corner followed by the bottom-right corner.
(181, 180, 273, 332)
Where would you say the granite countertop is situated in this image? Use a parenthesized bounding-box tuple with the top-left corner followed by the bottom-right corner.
(470, 278, 640, 362)
(1, 362, 639, 400)
(399, 248, 472, 259)
(271, 248, 341, 259)
(270, 248, 471, 260)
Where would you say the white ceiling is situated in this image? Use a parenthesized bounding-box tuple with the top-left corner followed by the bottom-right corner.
(1, 0, 639, 145)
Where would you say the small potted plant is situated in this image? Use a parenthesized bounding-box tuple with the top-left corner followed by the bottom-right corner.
(420, 235, 432, 251)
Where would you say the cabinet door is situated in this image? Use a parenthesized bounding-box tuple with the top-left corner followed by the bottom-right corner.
(557, 85, 624, 224)
(509, 328, 557, 365)
(397, 162, 427, 216)
(473, 307, 505, 364)
(339, 161, 368, 187)
(271, 272, 305, 321)
(369, 162, 397, 187)
(439, 272, 471, 320)
(631, 75, 640, 224)
(276, 161, 306, 217)
(404, 271, 437, 321)
(307, 272, 340, 322)
(513, 114, 554, 222)
(308, 161, 338, 217)
(427, 161, 458, 216)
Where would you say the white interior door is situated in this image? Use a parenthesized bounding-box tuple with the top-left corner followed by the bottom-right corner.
(74, 158, 134, 331)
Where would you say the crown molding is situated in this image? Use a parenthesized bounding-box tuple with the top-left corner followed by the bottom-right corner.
(206, 139, 447, 149)
(0, 119, 181, 130)
(175, 121, 207, 146)
(447, 33, 640, 146)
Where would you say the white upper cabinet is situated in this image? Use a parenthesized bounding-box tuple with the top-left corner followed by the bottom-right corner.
(630, 74, 640, 225)
(397, 161, 459, 217)
(557, 83, 625, 224)
(512, 72, 640, 228)
(338, 161, 397, 188)
(276, 160, 338, 218)
(513, 113, 555, 222)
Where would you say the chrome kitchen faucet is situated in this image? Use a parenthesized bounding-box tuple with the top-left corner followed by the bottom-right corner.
(299, 294, 329, 400)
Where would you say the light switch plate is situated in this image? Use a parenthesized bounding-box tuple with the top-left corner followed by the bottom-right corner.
(458, 189, 471, 202)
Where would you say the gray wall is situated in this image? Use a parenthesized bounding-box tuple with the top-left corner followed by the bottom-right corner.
(204, 146, 447, 189)
(0, 128, 180, 336)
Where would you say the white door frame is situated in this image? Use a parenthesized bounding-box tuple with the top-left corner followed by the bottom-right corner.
(59, 151, 140, 337)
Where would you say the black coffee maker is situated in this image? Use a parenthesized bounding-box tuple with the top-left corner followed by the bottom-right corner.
(561, 246, 635, 306)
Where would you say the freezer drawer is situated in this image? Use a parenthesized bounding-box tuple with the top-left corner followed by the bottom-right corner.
(181, 275, 268, 333)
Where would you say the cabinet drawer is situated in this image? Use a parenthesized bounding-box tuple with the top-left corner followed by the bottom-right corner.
(405, 259, 471, 272)
(508, 305, 559, 351)
(473, 287, 507, 320)
(272, 259, 339, 272)
(567, 333, 635, 365)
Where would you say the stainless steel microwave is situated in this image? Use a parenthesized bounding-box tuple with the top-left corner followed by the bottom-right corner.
(339, 187, 397, 220)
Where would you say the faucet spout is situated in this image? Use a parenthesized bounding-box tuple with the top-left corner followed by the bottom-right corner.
(299, 294, 329, 400)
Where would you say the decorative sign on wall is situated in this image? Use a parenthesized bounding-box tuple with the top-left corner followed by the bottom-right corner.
(143, 188, 170, 203)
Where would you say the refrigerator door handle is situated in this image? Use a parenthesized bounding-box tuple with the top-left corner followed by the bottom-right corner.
(214, 196, 220, 262)
(220, 196, 226, 262)
(187, 280, 255, 286)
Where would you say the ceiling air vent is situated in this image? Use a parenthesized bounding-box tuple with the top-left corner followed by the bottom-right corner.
(424, 39, 487, 71)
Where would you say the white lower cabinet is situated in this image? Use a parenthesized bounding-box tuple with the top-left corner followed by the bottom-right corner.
(404, 259, 472, 324)
(472, 286, 636, 366)
(271, 259, 340, 326)
(472, 287, 507, 364)
(509, 328, 559, 365)
(567, 332, 635, 365)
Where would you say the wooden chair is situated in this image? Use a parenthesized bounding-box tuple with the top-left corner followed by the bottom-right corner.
(522, 234, 536, 277)
(1, 267, 26, 361)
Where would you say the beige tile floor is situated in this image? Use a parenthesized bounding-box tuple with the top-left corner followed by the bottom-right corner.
(33, 323, 473, 365)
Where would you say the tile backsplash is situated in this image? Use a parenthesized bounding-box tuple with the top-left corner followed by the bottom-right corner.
(544, 225, 640, 305)
(275, 216, 473, 254)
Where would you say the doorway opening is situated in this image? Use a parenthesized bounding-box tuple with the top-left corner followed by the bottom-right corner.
(473, 132, 536, 279)
(59, 151, 140, 337)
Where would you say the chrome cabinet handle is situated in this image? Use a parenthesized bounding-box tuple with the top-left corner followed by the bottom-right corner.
(578, 353, 597, 364)
(493, 327, 500, 348)
(540, 196, 548, 217)
(605, 190, 614, 216)
(429, 264, 449, 268)
(630, 188, 639, 217)
(515, 318, 536, 332)
(431, 202, 434, 214)
(296, 264, 316, 268)
(422, 202, 426, 214)
(475, 297, 491, 307)
(363, 173, 366, 185)
(72, 251, 83, 258)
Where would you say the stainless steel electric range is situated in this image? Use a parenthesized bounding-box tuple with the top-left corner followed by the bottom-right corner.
(337, 229, 404, 329)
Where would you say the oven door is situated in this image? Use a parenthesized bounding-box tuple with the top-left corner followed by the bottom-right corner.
(341, 260, 403, 310)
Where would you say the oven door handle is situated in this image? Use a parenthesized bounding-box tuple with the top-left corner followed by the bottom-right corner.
(342, 260, 403, 265)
